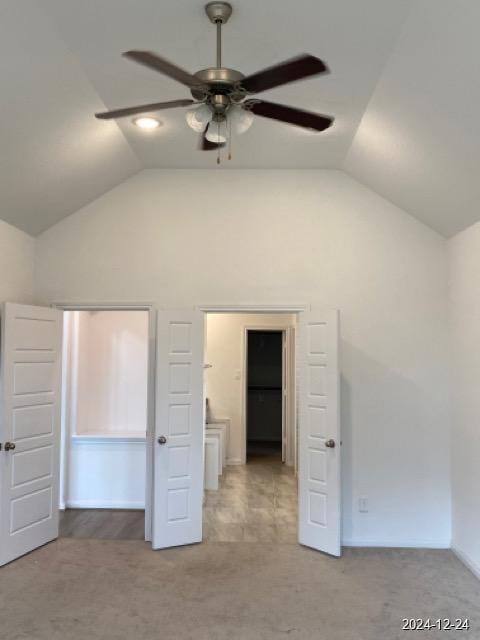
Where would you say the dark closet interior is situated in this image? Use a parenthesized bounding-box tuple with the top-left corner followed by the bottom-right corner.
(246, 330, 283, 460)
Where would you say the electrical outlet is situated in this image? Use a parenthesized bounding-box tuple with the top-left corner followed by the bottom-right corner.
(358, 497, 369, 513)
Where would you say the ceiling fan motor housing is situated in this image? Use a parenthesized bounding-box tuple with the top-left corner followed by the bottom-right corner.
(191, 67, 245, 103)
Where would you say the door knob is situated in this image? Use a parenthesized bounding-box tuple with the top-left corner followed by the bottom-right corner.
(4, 442, 16, 451)
(158, 436, 167, 445)
(325, 439, 335, 449)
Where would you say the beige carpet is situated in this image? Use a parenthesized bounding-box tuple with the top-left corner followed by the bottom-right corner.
(1, 539, 479, 640)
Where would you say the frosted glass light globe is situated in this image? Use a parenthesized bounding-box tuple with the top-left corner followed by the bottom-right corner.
(185, 104, 213, 132)
(205, 120, 227, 144)
(229, 106, 254, 134)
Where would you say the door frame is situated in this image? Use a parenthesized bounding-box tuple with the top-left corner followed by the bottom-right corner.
(52, 301, 156, 542)
(199, 304, 341, 552)
(199, 304, 307, 470)
(242, 325, 295, 466)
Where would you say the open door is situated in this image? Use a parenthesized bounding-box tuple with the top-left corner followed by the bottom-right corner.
(144, 308, 157, 542)
(0, 303, 63, 566)
(298, 309, 341, 556)
(282, 331, 287, 463)
(153, 309, 204, 549)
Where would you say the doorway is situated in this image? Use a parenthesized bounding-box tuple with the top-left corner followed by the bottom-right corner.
(246, 330, 284, 462)
(203, 313, 297, 543)
(59, 308, 153, 541)
(138, 305, 340, 555)
(0, 302, 340, 563)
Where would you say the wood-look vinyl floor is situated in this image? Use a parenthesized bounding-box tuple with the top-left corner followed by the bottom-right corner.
(60, 455, 297, 543)
(59, 508, 145, 540)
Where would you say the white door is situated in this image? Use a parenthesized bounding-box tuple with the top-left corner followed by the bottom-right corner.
(285, 326, 296, 470)
(0, 303, 63, 566)
(153, 309, 204, 549)
(298, 309, 341, 556)
(144, 309, 157, 542)
(281, 331, 287, 463)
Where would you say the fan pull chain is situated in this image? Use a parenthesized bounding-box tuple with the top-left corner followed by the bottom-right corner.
(217, 121, 220, 164)
(228, 117, 232, 160)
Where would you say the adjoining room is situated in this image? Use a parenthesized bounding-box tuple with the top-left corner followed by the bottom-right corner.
(203, 313, 297, 543)
(59, 309, 150, 540)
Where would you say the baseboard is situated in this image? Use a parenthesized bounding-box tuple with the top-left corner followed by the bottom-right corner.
(342, 538, 450, 549)
(66, 500, 145, 510)
(452, 545, 480, 581)
(226, 457, 243, 466)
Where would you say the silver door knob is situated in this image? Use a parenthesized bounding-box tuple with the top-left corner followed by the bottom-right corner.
(158, 436, 167, 445)
(4, 442, 16, 451)
(325, 439, 335, 449)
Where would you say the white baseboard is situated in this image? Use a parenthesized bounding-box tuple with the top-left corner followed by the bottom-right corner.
(226, 457, 243, 466)
(66, 500, 145, 510)
(452, 545, 480, 581)
(342, 538, 450, 549)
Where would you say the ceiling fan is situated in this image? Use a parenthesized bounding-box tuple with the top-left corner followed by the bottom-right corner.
(95, 2, 334, 160)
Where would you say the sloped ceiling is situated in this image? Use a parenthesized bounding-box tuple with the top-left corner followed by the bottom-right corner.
(345, 0, 480, 238)
(0, 2, 140, 236)
(0, 1, 478, 237)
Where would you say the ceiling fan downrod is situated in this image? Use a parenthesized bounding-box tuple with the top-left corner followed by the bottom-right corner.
(216, 21, 222, 67)
(205, 2, 233, 68)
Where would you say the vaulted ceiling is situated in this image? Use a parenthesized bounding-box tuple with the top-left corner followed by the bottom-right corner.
(345, 0, 480, 237)
(1, 1, 478, 237)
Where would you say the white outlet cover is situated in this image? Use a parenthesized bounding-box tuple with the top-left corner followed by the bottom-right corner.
(359, 497, 369, 513)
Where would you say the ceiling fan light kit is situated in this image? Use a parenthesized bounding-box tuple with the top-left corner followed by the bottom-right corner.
(185, 103, 213, 132)
(95, 1, 334, 162)
(205, 120, 228, 145)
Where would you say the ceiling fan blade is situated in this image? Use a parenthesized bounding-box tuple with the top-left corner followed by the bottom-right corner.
(240, 54, 328, 94)
(199, 124, 226, 150)
(95, 99, 195, 120)
(243, 100, 334, 131)
(123, 50, 205, 89)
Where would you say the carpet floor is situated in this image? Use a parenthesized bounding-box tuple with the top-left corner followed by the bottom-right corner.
(0, 538, 479, 640)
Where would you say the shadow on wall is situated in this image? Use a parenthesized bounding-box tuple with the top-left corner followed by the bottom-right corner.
(339, 340, 449, 545)
(340, 371, 353, 541)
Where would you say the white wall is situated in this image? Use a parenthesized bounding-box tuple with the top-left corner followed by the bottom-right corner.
(62, 310, 148, 509)
(448, 223, 480, 577)
(71, 310, 148, 435)
(205, 313, 295, 464)
(35, 169, 451, 547)
(0, 219, 35, 303)
(67, 437, 146, 509)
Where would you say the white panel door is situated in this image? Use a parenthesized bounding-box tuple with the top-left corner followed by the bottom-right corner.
(0, 303, 63, 566)
(282, 331, 287, 463)
(153, 310, 204, 549)
(298, 309, 341, 556)
(144, 308, 157, 542)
